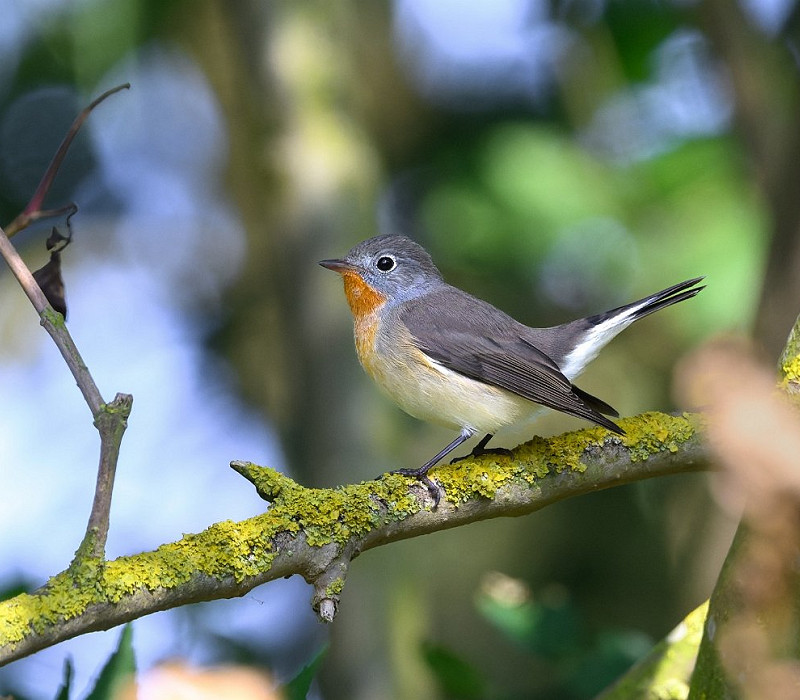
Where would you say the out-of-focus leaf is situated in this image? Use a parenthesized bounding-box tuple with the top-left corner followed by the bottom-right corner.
(566, 630, 652, 698)
(421, 640, 487, 700)
(0, 579, 34, 602)
(633, 138, 766, 334)
(84, 624, 136, 700)
(603, 2, 683, 81)
(425, 125, 623, 271)
(283, 643, 327, 700)
(481, 125, 621, 235)
(476, 576, 583, 659)
(53, 657, 73, 700)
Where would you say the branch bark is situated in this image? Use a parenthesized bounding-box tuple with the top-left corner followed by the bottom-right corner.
(0, 411, 706, 666)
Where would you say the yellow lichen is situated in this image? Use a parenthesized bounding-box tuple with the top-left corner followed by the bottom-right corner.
(781, 353, 800, 384)
(40, 306, 65, 328)
(432, 424, 616, 503)
(325, 578, 345, 597)
(619, 412, 699, 462)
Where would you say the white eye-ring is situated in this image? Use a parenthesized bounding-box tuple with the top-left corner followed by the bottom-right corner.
(375, 255, 396, 272)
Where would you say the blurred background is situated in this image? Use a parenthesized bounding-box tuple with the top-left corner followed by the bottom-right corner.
(0, 0, 797, 698)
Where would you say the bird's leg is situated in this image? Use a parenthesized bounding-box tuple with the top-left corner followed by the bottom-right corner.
(390, 428, 475, 507)
(392, 430, 473, 477)
(449, 433, 513, 464)
(472, 433, 494, 454)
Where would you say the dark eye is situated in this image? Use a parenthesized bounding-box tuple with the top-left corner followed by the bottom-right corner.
(376, 255, 396, 272)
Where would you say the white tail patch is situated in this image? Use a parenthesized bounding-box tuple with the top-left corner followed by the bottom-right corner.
(559, 302, 647, 380)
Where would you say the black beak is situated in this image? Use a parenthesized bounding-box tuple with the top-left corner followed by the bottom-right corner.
(319, 258, 354, 272)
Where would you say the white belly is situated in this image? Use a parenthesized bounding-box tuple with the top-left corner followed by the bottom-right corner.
(366, 333, 535, 433)
(410, 359, 537, 433)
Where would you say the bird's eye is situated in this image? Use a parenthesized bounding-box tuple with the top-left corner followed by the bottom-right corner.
(376, 255, 396, 272)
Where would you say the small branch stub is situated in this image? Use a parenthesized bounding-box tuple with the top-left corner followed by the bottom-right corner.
(82, 392, 134, 559)
(318, 599, 337, 623)
(310, 551, 353, 624)
(230, 460, 290, 502)
(95, 392, 134, 433)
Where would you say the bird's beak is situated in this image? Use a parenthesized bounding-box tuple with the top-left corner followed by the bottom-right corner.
(319, 258, 355, 273)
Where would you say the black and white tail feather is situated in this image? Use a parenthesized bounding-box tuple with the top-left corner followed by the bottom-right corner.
(552, 277, 705, 380)
(520, 276, 706, 435)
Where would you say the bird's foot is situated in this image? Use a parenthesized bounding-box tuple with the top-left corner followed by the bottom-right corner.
(388, 467, 442, 508)
(450, 446, 513, 464)
(450, 434, 512, 464)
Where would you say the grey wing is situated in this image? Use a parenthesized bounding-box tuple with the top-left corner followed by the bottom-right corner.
(400, 289, 623, 434)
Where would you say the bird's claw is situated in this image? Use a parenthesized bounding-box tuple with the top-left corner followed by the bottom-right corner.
(387, 467, 442, 508)
(450, 446, 513, 465)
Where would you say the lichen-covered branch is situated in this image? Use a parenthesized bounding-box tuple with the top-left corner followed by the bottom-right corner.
(779, 312, 800, 398)
(0, 411, 706, 666)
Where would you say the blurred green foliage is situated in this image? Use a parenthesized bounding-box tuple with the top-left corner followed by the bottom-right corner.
(424, 126, 763, 335)
(85, 625, 135, 700)
(54, 659, 74, 700)
(284, 644, 328, 700)
(422, 641, 488, 700)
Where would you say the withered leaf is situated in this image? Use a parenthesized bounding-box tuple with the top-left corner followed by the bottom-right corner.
(32, 226, 72, 318)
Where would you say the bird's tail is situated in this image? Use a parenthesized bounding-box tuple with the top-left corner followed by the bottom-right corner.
(551, 277, 705, 380)
(592, 277, 706, 327)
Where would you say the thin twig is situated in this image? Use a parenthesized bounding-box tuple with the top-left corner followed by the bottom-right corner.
(79, 393, 133, 561)
(5, 83, 130, 239)
(7, 204, 79, 236)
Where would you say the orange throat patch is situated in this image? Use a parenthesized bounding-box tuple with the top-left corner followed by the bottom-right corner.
(338, 270, 387, 374)
(339, 269, 387, 319)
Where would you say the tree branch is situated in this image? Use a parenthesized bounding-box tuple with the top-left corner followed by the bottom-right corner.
(779, 311, 800, 398)
(78, 393, 134, 562)
(0, 222, 132, 561)
(0, 411, 706, 666)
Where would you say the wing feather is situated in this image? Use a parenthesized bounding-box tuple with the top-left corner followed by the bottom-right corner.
(400, 288, 623, 434)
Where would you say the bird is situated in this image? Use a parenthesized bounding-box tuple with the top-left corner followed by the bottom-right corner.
(320, 234, 704, 503)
